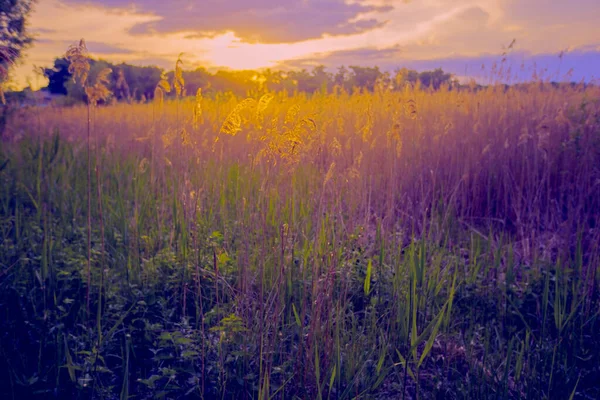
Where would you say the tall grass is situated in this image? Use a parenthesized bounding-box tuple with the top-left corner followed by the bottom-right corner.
(0, 77, 599, 399)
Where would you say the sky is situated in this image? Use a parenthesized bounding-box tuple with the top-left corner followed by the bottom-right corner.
(12, 0, 600, 89)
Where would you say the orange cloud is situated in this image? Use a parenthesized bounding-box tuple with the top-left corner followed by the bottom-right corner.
(11, 0, 600, 89)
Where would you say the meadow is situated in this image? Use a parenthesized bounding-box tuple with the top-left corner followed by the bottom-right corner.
(1, 73, 599, 399)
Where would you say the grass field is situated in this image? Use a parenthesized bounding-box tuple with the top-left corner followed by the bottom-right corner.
(1, 80, 599, 399)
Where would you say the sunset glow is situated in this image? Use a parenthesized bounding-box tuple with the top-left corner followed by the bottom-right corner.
(13, 0, 600, 88)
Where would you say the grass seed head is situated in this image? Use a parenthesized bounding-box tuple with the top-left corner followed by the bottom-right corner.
(174, 54, 185, 97)
(66, 38, 90, 86)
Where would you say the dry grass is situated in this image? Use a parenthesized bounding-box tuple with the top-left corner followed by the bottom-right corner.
(10, 82, 600, 247)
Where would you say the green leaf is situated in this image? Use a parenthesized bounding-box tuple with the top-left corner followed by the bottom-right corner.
(417, 301, 446, 368)
(395, 349, 415, 381)
(410, 277, 418, 359)
(269, 373, 295, 400)
(64, 336, 76, 383)
(376, 349, 385, 376)
(218, 252, 231, 265)
(372, 366, 389, 390)
(292, 303, 302, 328)
(210, 231, 223, 241)
(102, 303, 136, 347)
(174, 337, 192, 345)
(569, 375, 581, 400)
(315, 345, 322, 400)
(328, 364, 336, 398)
(139, 374, 161, 388)
(364, 259, 372, 296)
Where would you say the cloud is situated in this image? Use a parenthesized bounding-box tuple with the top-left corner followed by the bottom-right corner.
(61, 0, 393, 43)
(86, 41, 133, 55)
(277, 45, 600, 83)
(31, 28, 57, 35)
(276, 46, 404, 70)
(14, 0, 600, 89)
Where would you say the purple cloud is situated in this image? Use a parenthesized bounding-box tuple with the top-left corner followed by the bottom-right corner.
(32, 28, 57, 35)
(60, 0, 393, 43)
(33, 39, 134, 56)
(84, 41, 134, 55)
(278, 46, 403, 70)
(277, 46, 600, 83)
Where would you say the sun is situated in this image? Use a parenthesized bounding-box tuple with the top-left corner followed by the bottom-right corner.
(204, 32, 292, 70)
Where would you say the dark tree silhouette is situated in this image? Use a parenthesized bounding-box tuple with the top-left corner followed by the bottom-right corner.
(0, 0, 35, 136)
(44, 58, 70, 95)
(0, 0, 35, 84)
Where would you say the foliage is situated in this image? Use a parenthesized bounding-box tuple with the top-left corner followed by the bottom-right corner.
(43, 54, 459, 105)
(0, 0, 35, 82)
(0, 0, 35, 138)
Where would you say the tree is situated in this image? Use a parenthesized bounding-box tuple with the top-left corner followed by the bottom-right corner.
(44, 57, 70, 95)
(394, 67, 419, 88)
(418, 68, 452, 90)
(182, 67, 210, 97)
(114, 68, 130, 101)
(334, 65, 349, 89)
(349, 66, 381, 92)
(117, 62, 161, 101)
(311, 65, 331, 93)
(43, 57, 163, 102)
(0, 0, 35, 88)
(0, 0, 35, 136)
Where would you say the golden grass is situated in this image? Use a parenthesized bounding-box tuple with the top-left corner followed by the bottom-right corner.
(8, 81, 600, 248)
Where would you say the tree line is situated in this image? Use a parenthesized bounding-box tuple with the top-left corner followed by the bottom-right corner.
(42, 57, 457, 104)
